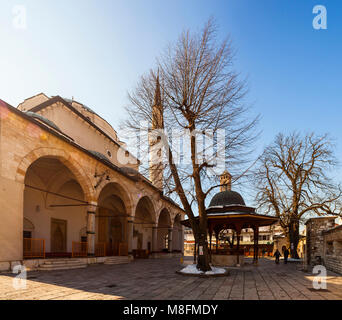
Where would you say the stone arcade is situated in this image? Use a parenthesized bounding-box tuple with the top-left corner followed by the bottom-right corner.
(0, 91, 185, 272)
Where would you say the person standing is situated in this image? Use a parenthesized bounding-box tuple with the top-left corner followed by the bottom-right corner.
(274, 249, 281, 264)
(284, 248, 290, 264)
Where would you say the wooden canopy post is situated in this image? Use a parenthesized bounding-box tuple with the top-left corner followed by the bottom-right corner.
(253, 225, 259, 265)
(235, 224, 242, 266)
(193, 240, 197, 264)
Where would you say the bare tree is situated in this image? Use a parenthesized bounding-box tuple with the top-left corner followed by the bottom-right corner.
(254, 132, 342, 258)
(123, 19, 259, 271)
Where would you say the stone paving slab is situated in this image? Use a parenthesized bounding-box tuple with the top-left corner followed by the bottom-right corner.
(0, 257, 341, 300)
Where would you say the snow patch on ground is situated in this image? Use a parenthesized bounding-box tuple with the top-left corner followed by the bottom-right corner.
(279, 257, 303, 262)
(179, 264, 226, 275)
(287, 258, 303, 262)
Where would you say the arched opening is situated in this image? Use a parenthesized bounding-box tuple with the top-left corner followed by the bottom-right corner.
(23, 156, 87, 258)
(96, 183, 130, 256)
(172, 214, 183, 252)
(157, 209, 171, 253)
(133, 196, 155, 257)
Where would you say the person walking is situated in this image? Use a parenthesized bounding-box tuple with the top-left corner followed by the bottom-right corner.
(284, 248, 290, 264)
(274, 249, 281, 264)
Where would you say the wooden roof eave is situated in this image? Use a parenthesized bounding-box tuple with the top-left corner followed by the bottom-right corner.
(181, 213, 279, 228)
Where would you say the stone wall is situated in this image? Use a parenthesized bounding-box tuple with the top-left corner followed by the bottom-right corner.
(305, 216, 341, 274)
(323, 226, 342, 274)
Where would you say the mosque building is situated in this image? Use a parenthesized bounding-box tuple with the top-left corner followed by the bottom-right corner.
(0, 79, 184, 271)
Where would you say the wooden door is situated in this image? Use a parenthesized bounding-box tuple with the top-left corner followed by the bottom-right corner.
(51, 218, 67, 252)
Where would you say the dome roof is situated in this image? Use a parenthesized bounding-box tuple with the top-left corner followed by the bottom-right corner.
(209, 190, 246, 207)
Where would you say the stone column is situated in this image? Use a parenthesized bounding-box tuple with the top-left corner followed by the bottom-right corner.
(86, 203, 97, 256)
(168, 228, 173, 252)
(152, 225, 158, 253)
(127, 220, 134, 255)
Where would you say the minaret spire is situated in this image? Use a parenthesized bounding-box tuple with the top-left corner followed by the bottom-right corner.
(152, 70, 163, 129)
(149, 70, 164, 191)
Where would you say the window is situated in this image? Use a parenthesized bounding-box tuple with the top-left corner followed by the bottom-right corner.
(23, 231, 32, 239)
(107, 150, 112, 158)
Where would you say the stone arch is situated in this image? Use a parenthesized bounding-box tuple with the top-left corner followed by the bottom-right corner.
(96, 181, 133, 216)
(156, 207, 172, 226)
(22, 155, 92, 254)
(96, 182, 132, 255)
(134, 196, 156, 223)
(133, 196, 156, 252)
(16, 147, 94, 201)
(157, 208, 172, 252)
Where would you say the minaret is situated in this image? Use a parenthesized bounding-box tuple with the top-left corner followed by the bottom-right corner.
(220, 170, 232, 192)
(149, 72, 164, 191)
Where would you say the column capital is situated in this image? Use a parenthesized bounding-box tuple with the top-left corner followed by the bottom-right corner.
(87, 202, 97, 212)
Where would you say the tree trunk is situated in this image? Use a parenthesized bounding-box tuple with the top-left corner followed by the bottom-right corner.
(195, 208, 211, 272)
(196, 230, 211, 272)
(191, 221, 211, 271)
(288, 218, 300, 259)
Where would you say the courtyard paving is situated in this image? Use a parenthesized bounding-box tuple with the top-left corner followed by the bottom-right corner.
(0, 257, 341, 300)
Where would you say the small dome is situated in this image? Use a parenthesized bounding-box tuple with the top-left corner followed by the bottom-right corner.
(88, 150, 111, 163)
(120, 167, 139, 177)
(25, 111, 60, 131)
(209, 190, 246, 207)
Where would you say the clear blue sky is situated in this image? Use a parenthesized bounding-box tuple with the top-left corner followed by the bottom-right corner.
(1, 0, 341, 186)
